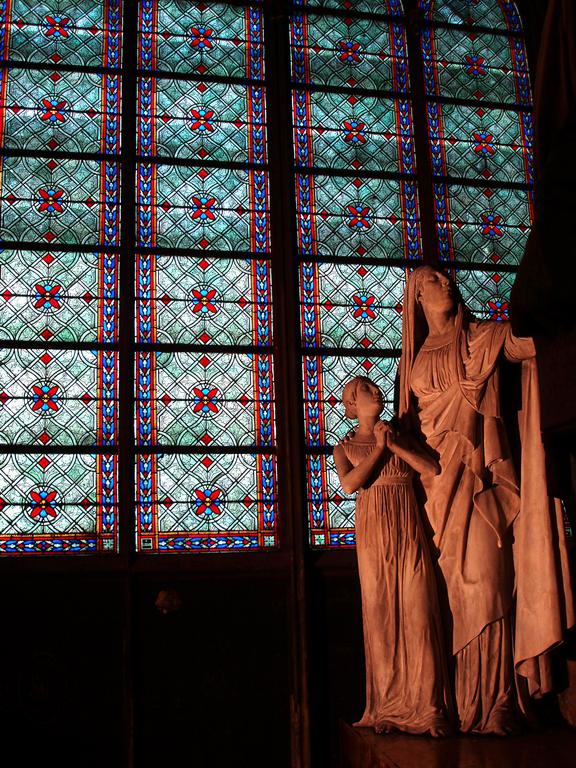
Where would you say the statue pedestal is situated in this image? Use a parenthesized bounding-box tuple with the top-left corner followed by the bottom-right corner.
(340, 721, 576, 768)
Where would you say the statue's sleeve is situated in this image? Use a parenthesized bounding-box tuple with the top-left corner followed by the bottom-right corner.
(503, 330, 535, 362)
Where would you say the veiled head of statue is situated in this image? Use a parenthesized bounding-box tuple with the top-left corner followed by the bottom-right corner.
(342, 376, 384, 420)
(411, 266, 457, 315)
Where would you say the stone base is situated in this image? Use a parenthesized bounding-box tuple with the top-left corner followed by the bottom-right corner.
(340, 720, 576, 768)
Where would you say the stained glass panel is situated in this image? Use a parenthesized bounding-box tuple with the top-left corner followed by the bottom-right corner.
(434, 182, 532, 265)
(290, 12, 409, 92)
(135, 351, 274, 447)
(421, 0, 521, 31)
(136, 452, 277, 553)
(136, 163, 269, 252)
(0, 69, 121, 154)
(0, 453, 116, 554)
(303, 354, 397, 447)
(0, 249, 117, 344)
(299, 262, 405, 349)
(138, 0, 264, 80)
(0, 347, 116, 446)
(421, 27, 531, 106)
(293, 90, 414, 173)
(428, 102, 533, 184)
(135, 254, 271, 347)
(0, 157, 120, 246)
(296, 174, 420, 259)
(2, 0, 122, 68)
(294, 0, 403, 13)
(138, 78, 266, 164)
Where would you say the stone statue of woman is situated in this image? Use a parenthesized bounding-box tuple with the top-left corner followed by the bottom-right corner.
(398, 265, 574, 733)
(333, 376, 452, 736)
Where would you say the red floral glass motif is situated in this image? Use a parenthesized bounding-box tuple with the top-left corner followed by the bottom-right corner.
(188, 26, 214, 50)
(473, 131, 495, 155)
(192, 386, 219, 414)
(31, 384, 59, 413)
(191, 287, 217, 314)
(44, 15, 70, 38)
(338, 40, 362, 63)
(190, 196, 217, 221)
(29, 489, 58, 519)
(347, 204, 371, 229)
(189, 108, 215, 133)
(34, 283, 62, 310)
(342, 120, 367, 144)
(352, 294, 376, 319)
(193, 488, 222, 518)
(487, 298, 509, 321)
(38, 188, 65, 214)
(464, 54, 487, 76)
(40, 98, 67, 123)
(480, 213, 503, 237)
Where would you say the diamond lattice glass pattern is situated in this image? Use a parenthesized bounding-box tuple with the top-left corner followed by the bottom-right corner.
(434, 183, 532, 265)
(136, 351, 274, 447)
(293, 90, 413, 173)
(136, 163, 269, 252)
(300, 262, 405, 349)
(0, 453, 116, 554)
(136, 254, 271, 346)
(0, 249, 117, 344)
(0, 69, 121, 154)
(0, 347, 116, 446)
(136, 452, 277, 553)
(428, 103, 533, 184)
(2, 0, 122, 68)
(139, 78, 266, 164)
(290, 12, 408, 92)
(421, 27, 530, 106)
(294, 0, 403, 13)
(0, 156, 120, 246)
(296, 174, 419, 259)
(421, 0, 521, 31)
(138, 0, 264, 79)
(456, 268, 515, 322)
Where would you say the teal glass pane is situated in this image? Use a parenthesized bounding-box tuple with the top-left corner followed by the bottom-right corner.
(307, 453, 356, 548)
(0, 453, 117, 554)
(135, 254, 272, 347)
(300, 262, 405, 349)
(136, 452, 277, 552)
(421, 27, 530, 105)
(295, 0, 403, 13)
(136, 351, 274, 447)
(138, 78, 266, 164)
(421, 0, 521, 31)
(435, 183, 532, 265)
(293, 90, 413, 173)
(0, 249, 118, 344)
(136, 163, 269, 252)
(0, 347, 117, 446)
(295, 173, 419, 259)
(428, 102, 532, 184)
(0, 156, 120, 246)
(456, 267, 515, 322)
(303, 354, 397, 447)
(0, 69, 121, 154)
(290, 12, 408, 92)
(138, 1, 265, 80)
(3, 0, 122, 68)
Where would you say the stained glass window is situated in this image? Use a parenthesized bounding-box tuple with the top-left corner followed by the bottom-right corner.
(0, 0, 534, 557)
(135, 0, 277, 552)
(420, 0, 533, 320)
(0, 0, 120, 553)
(290, 0, 422, 548)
